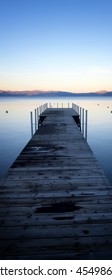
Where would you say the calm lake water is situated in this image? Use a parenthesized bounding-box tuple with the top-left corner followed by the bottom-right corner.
(0, 96, 112, 184)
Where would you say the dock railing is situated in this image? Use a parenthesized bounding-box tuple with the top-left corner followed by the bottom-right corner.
(72, 103, 88, 140)
(30, 102, 88, 140)
(30, 103, 48, 137)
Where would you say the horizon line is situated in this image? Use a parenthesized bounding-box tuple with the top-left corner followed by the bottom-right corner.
(0, 89, 112, 94)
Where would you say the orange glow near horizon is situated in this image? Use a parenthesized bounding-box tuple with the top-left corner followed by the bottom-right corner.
(1, 68, 112, 93)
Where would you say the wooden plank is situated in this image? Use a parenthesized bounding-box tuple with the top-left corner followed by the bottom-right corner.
(0, 223, 112, 240)
(1, 212, 112, 227)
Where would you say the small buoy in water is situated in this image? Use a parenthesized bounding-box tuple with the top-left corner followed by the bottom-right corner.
(6, 110, 8, 113)
(107, 106, 109, 108)
(97, 104, 99, 106)
(111, 111, 112, 113)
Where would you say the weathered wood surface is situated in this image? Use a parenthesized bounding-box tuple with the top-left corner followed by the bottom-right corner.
(0, 108, 112, 260)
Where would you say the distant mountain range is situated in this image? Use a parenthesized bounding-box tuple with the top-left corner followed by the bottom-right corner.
(0, 90, 112, 97)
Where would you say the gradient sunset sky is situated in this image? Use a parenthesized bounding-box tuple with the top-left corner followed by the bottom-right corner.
(0, 0, 112, 93)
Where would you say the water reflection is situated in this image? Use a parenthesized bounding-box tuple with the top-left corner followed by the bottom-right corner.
(0, 97, 112, 184)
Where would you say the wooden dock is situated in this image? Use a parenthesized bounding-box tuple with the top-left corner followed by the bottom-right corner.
(0, 108, 112, 260)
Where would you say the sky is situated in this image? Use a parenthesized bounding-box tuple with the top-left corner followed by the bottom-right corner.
(0, 0, 112, 93)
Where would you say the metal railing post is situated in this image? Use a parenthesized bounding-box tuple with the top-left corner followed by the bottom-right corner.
(85, 110, 88, 140)
(80, 107, 82, 131)
(35, 109, 37, 131)
(82, 108, 84, 136)
(30, 111, 33, 137)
